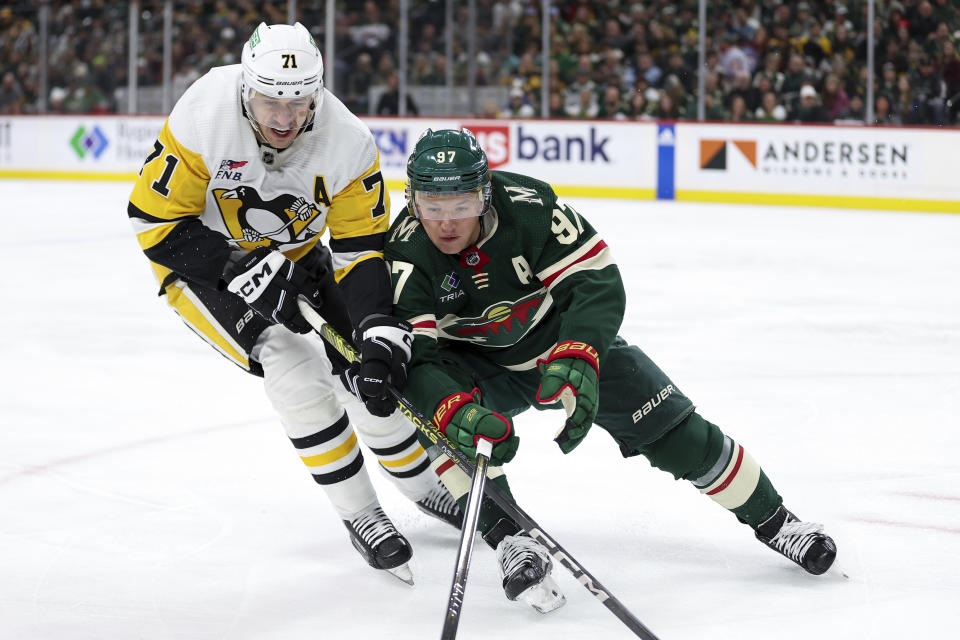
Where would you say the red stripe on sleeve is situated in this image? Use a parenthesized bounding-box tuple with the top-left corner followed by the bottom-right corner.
(540, 240, 608, 288)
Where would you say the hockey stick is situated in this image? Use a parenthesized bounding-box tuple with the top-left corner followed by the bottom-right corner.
(297, 300, 660, 640)
(440, 437, 493, 639)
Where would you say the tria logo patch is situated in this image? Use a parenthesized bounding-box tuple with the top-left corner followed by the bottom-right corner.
(439, 272, 464, 302)
(441, 272, 460, 292)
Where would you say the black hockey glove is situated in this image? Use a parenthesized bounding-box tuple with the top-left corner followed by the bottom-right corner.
(223, 247, 323, 334)
(339, 314, 413, 417)
(339, 366, 397, 417)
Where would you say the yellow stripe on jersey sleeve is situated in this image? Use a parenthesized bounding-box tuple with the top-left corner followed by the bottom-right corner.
(129, 120, 210, 249)
(328, 153, 391, 239)
(133, 220, 180, 252)
(333, 252, 382, 282)
(326, 153, 390, 281)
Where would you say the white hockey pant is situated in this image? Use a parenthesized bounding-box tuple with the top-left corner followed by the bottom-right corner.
(255, 325, 437, 520)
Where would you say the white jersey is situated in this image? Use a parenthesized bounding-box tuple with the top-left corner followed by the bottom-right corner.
(129, 64, 389, 290)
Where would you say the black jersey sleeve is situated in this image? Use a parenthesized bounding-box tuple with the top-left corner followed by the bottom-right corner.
(337, 256, 393, 324)
(128, 205, 233, 290)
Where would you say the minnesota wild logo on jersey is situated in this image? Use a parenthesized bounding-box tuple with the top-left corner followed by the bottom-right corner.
(213, 185, 323, 249)
(440, 289, 550, 347)
(387, 169, 622, 375)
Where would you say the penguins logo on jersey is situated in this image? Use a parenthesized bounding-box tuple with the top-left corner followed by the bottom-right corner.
(213, 186, 322, 249)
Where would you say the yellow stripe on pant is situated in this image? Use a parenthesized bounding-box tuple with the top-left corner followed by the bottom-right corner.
(165, 280, 251, 369)
(288, 412, 366, 486)
(300, 433, 359, 467)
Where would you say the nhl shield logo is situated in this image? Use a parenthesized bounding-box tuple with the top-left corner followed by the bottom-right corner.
(459, 245, 490, 274)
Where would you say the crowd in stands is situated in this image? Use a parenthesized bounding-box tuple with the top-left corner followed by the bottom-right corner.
(1, 1, 959, 126)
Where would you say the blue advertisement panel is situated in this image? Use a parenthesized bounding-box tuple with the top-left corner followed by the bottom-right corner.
(656, 124, 675, 200)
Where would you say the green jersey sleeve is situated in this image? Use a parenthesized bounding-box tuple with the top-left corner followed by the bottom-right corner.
(530, 192, 626, 366)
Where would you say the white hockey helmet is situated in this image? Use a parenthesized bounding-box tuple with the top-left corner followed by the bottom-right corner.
(240, 22, 324, 143)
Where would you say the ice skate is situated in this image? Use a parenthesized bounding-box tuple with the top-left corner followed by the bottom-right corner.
(343, 505, 414, 585)
(755, 505, 837, 575)
(415, 480, 464, 530)
(496, 534, 566, 613)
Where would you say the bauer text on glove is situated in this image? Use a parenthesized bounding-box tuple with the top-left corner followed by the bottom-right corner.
(433, 389, 519, 466)
(536, 341, 600, 454)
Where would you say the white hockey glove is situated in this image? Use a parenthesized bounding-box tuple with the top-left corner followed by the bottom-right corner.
(223, 247, 323, 334)
(340, 314, 413, 417)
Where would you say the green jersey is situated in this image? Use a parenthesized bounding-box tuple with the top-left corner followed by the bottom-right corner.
(385, 171, 626, 416)
(387, 166, 783, 540)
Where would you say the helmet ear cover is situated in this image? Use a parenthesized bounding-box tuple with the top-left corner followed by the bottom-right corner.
(405, 128, 491, 218)
(240, 22, 323, 140)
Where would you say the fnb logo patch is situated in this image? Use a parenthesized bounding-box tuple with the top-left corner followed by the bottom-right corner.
(216, 159, 248, 181)
(463, 123, 509, 168)
(220, 159, 248, 170)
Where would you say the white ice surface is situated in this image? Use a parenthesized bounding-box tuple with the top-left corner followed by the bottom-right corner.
(1, 180, 958, 639)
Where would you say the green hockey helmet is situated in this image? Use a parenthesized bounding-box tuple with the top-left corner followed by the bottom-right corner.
(406, 128, 492, 220)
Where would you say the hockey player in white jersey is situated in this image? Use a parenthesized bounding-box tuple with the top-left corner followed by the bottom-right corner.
(127, 22, 463, 584)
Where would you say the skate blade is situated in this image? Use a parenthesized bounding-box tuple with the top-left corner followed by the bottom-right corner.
(517, 575, 566, 614)
(827, 559, 850, 580)
(386, 563, 415, 586)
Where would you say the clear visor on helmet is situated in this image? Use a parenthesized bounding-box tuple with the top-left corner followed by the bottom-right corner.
(412, 188, 485, 220)
(244, 88, 317, 133)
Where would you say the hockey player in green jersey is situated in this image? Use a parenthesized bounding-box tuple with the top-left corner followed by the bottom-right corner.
(384, 128, 838, 608)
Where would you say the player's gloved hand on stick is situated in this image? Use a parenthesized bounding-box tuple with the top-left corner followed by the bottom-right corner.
(354, 313, 413, 394)
(433, 389, 519, 466)
(341, 314, 413, 417)
(535, 340, 600, 454)
(339, 365, 397, 417)
(223, 247, 322, 334)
